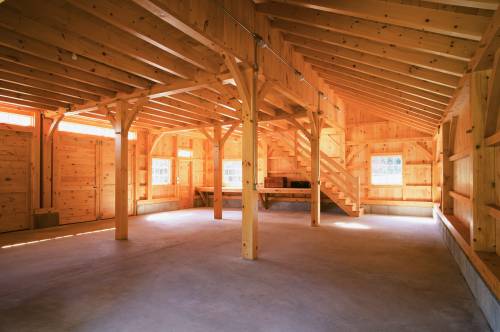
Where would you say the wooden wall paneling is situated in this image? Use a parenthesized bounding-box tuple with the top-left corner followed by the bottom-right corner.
(192, 137, 205, 188)
(177, 135, 193, 209)
(258, 140, 267, 186)
(95, 137, 102, 219)
(346, 107, 434, 204)
(53, 132, 98, 224)
(443, 120, 455, 215)
(0, 129, 32, 232)
(135, 130, 148, 202)
(470, 70, 496, 252)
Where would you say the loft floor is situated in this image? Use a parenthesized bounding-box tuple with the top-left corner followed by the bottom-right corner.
(0, 208, 489, 331)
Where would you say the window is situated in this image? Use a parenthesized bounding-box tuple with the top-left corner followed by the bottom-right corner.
(177, 149, 192, 158)
(223, 160, 242, 187)
(371, 155, 403, 185)
(152, 158, 172, 185)
(0, 111, 33, 127)
(58, 121, 136, 140)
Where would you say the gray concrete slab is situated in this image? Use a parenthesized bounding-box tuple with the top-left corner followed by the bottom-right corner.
(0, 209, 490, 331)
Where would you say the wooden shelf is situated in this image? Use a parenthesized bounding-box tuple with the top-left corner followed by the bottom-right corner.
(405, 184, 431, 188)
(486, 205, 500, 219)
(405, 162, 432, 166)
(448, 190, 472, 206)
(485, 131, 500, 147)
(362, 199, 433, 207)
(434, 207, 500, 301)
(449, 149, 471, 162)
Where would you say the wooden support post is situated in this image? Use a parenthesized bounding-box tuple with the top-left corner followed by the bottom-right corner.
(146, 130, 154, 200)
(213, 125, 223, 219)
(241, 66, 258, 259)
(441, 118, 457, 214)
(470, 70, 496, 252)
(310, 109, 321, 227)
(224, 49, 258, 260)
(42, 113, 64, 209)
(109, 100, 140, 240)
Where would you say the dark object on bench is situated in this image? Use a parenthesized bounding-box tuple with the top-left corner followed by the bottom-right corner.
(290, 181, 310, 188)
(265, 176, 287, 188)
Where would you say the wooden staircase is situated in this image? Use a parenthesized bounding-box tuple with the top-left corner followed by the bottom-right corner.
(266, 130, 364, 217)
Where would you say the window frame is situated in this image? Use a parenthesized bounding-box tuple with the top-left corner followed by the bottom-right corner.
(151, 157, 173, 186)
(369, 153, 404, 187)
(0, 110, 34, 127)
(58, 120, 137, 140)
(222, 159, 242, 188)
(177, 149, 193, 158)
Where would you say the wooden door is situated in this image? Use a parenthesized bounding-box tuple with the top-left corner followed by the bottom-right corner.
(53, 133, 98, 224)
(177, 159, 192, 209)
(99, 137, 135, 219)
(0, 129, 31, 232)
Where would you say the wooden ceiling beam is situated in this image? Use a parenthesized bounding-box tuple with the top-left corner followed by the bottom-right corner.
(339, 98, 440, 129)
(326, 78, 445, 115)
(14, 0, 199, 80)
(145, 101, 215, 124)
(0, 5, 175, 84)
(305, 56, 455, 97)
(328, 82, 443, 119)
(348, 105, 436, 135)
(0, 88, 68, 108)
(63, 70, 232, 116)
(0, 60, 105, 101)
(319, 72, 446, 111)
(152, 97, 223, 121)
(257, 3, 477, 60)
(282, 32, 467, 77)
(141, 107, 203, 126)
(0, 95, 58, 111)
(338, 96, 439, 130)
(293, 45, 460, 88)
(469, 8, 500, 70)
(312, 65, 450, 106)
(76, 112, 167, 131)
(0, 80, 85, 105)
(171, 93, 241, 120)
(334, 88, 442, 123)
(67, 0, 221, 73)
(189, 88, 241, 112)
(0, 71, 100, 102)
(266, 0, 489, 40)
(132, 0, 225, 55)
(261, 92, 297, 114)
(341, 97, 438, 131)
(0, 46, 122, 96)
(259, 102, 277, 116)
(158, 108, 310, 134)
(0, 27, 150, 89)
(422, 0, 498, 10)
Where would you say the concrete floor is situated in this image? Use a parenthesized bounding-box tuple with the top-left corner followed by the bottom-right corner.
(0, 208, 490, 331)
